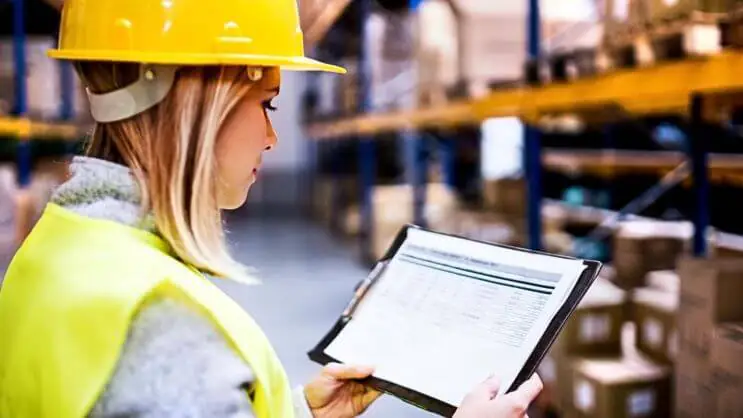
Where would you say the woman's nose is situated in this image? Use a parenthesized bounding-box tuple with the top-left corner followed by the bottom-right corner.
(265, 113, 278, 151)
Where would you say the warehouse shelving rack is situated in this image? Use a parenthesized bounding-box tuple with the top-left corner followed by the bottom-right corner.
(5, 0, 86, 188)
(305, 0, 743, 262)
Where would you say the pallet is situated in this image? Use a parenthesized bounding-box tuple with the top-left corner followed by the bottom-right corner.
(720, 5, 743, 48)
(605, 11, 724, 69)
(524, 46, 615, 86)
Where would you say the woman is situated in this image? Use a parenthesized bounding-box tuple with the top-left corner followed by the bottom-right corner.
(0, 0, 542, 417)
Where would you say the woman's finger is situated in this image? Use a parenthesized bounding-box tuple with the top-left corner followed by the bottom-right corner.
(361, 388, 382, 405)
(503, 374, 543, 408)
(322, 363, 375, 380)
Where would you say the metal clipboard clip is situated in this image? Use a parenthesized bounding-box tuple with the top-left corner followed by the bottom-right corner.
(342, 260, 389, 318)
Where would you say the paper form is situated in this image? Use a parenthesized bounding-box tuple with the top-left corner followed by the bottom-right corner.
(325, 228, 586, 407)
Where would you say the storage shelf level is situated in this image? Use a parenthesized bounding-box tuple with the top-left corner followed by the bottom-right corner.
(307, 51, 743, 139)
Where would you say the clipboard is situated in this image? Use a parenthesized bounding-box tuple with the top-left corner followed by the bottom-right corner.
(308, 224, 603, 417)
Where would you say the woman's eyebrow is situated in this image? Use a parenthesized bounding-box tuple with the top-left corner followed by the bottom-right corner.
(266, 87, 280, 95)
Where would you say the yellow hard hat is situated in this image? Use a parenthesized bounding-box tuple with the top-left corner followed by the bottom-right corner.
(47, 0, 345, 74)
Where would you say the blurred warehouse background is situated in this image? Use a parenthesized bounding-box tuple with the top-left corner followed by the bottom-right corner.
(3, 0, 743, 416)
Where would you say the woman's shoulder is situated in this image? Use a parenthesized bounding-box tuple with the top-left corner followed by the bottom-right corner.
(89, 295, 257, 417)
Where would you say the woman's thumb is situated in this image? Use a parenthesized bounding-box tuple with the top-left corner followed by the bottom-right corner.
(475, 374, 501, 399)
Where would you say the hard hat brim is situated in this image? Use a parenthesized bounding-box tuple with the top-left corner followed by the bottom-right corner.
(47, 49, 347, 74)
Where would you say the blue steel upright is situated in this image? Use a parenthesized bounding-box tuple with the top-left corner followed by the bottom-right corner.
(13, 0, 31, 188)
(525, 0, 543, 250)
(438, 134, 457, 189)
(59, 61, 74, 121)
(407, 0, 427, 227)
(403, 130, 427, 227)
(358, 0, 376, 262)
(689, 95, 709, 256)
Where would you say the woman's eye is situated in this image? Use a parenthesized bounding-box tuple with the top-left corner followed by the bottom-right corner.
(262, 99, 277, 112)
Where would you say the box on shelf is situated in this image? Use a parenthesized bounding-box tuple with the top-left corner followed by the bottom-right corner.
(552, 277, 627, 358)
(435, 210, 523, 247)
(677, 256, 743, 348)
(568, 356, 672, 418)
(645, 270, 680, 294)
(602, 0, 652, 46)
(538, 354, 577, 414)
(647, 0, 732, 23)
(710, 323, 743, 417)
(711, 231, 743, 259)
(0, 37, 89, 121)
(542, 273, 627, 414)
(482, 178, 527, 217)
(612, 220, 691, 290)
(632, 287, 679, 364)
(674, 256, 743, 417)
(312, 176, 358, 227)
(368, 3, 459, 111)
(370, 183, 459, 260)
(0, 165, 19, 273)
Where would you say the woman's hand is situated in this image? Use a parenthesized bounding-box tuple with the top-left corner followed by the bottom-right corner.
(304, 363, 381, 418)
(453, 374, 543, 418)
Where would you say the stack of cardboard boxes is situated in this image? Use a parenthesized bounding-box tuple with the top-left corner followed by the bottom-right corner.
(438, 178, 574, 255)
(538, 271, 645, 416)
(538, 260, 698, 418)
(674, 257, 743, 416)
(611, 220, 692, 290)
(710, 323, 743, 416)
(311, 175, 359, 230)
(362, 183, 459, 260)
(0, 38, 89, 121)
(633, 280, 679, 365)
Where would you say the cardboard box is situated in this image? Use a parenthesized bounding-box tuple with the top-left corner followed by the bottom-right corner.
(370, 183, 459, 260)
(482, 178, 527, 217)
(368, 4, 459, 111)
(633, 287, 679, 364)
(674, 257, 743, 417)
(0, 165, 19, 274)
(710, 323, 743, 417)
(569, 356, 672, 418)
(435, 210, 523, 247)
(603, 0, 651, 46)
(647, 0, 732, 23)
(707, 323, 743, 415)
(552, 277, 627, 357)
(677, 257, 743, 349)
(539, 354, 578, 414)
(675, 349, 716, 417)
(712, 231, 743, 259)
(612, 220, 691, 290)
(312, 176, 358, 227)
(645, 270, 680, 294)
(0, 38, 89, 121)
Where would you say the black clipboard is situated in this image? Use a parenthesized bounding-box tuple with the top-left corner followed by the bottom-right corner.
(308, 224, 603, 417)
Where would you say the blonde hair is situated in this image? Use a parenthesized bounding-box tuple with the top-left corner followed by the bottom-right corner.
(75, 63, 259, 281)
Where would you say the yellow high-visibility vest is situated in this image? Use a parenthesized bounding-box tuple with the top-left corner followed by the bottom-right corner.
(0, 203, 295, 418)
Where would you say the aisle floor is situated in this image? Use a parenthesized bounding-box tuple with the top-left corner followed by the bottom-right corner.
(217, 214, 434, 417)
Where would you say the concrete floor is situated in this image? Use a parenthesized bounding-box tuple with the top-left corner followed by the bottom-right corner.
(217, 214, 435, 417)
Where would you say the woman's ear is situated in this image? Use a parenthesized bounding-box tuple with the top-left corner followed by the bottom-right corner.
(44, 0, 64, 11)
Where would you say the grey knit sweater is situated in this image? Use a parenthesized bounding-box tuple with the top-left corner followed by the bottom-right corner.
(50, 156, 314, 418)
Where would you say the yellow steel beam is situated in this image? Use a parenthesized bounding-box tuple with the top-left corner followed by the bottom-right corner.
(307, 51, 743, 139)
(0, 117, 87, 141)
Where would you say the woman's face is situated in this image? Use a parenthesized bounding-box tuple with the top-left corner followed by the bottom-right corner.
(215, 68, 281, 210)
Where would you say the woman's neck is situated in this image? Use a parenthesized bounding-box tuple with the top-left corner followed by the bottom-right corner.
(50, 156, 156, 232)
